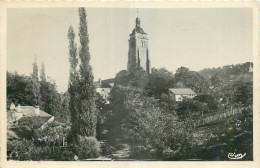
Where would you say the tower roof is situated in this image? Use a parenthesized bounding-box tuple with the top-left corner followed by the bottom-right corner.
(130, 17, 147, 36)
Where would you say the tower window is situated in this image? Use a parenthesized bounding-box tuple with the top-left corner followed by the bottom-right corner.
(141, 40, 145, 47)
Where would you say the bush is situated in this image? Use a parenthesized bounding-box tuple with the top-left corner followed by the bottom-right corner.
(117, 87, 193, 160)
(27, 146, 75, 161)
(7, 139, 75, 161)
(74, 136, 101, 159)
(100, 142, 115, 157)
(129, 145, 151, 159)
(7, 139, 32, 160)
(34, 121, 70, 146)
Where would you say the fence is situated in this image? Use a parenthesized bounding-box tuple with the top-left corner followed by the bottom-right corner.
(190, 108, 242, 128)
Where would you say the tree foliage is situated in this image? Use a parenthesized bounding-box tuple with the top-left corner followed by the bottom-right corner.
(114, 67, 148, 89)
(67, 8, 97, 139)
(40, 63, 46, 82)
(199, 62, 253, 82)
(109, 86, 193, 160)
(67, 25, 80, 141)
(174, 67, 210, 94)
(31, 56, 40, 106)
(40, 81, 61, 116)
(77, 7, 97, 137)
(145, 68, 175, 98)
(7, 72, 33, 107)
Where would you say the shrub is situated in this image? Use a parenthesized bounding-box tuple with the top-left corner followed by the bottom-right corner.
(100, 142, 115, 157)
(119, 87, 193, 160)
(162, 147, 176, 159)
(8, 139, 75, 161)
(27, 146, 75, 161)
(7, 139, 32, 160)
(129, 145, 150, 159)
(34, 121, 70, 147)
(74, 136, 101, 159)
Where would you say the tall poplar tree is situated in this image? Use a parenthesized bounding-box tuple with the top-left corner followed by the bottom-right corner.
(40, 62, 46, 82)
(77, 7, 97, 136)
(67, 25, 80, 139)
(39, 62, 46, 110)
(31, 56, 40, 106)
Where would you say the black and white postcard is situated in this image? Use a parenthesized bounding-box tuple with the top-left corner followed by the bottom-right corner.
(0, 1, 259, 168)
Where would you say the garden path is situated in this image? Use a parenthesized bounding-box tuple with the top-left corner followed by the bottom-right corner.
(111, 143, 131, 160)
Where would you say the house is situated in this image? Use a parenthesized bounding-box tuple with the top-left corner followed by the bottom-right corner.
(95, 78, 114, 104)
(7, 104, 54, 140)
(169, 88, 197, 102)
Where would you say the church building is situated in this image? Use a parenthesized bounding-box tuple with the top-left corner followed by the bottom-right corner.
(127, 17, 151, 73)
(95, 16, 151, 102)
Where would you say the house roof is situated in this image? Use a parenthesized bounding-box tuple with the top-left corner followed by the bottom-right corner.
(7, 130, 20, 140)
(130, 27, 147, 36)
(101, 78, 114, 84)
(19, 106, 52, 117)
(169, 88, 196, 95)
(8, 106, 54, 140)
(95, 78, 115, 88)
(18, 116, 52, 129)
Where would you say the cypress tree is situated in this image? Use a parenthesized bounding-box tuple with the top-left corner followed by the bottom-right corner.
(77, 7, 97, 136)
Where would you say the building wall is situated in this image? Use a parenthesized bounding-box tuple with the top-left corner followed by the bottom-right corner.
(174, 94, 197, 102)
(8, 111, 24, 121)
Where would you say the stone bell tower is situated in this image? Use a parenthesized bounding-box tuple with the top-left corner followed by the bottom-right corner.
(127, 17, 150, 73)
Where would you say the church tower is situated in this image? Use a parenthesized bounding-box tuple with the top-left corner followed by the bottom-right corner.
(127, 17, 150, 73)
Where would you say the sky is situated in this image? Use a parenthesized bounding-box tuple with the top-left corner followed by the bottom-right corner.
(7, 8, 253, 92)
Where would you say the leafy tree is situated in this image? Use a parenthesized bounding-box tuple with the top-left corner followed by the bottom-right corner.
(38, 61, 62, 117)
(7, 72, 33, 107)
(231, 78, 253, 107)
(111, 86, 193, 160)
(174, 67, 210, 94)
(145, 68, 175, 98)
(106, 86, 129, 142)
(114, 67, 148, 89)
(40, 81, 61, 116)
(58, 92, 71, 124)
(158, 93, 177, 115)
(193, 94, 218, 113)
(95, 92, 109, 140)
(129, 67, 148, 89)
(199, 62, 253, 82)
(114, 70, 130, 86)
(77, 7, 97, 137)
(176, 98, 207, 119)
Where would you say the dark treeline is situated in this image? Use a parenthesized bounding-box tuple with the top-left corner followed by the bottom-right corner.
(199, 62, 253, 83)
(7, 70, 70, 124)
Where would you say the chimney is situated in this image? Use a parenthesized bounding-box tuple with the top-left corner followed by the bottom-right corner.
(10, 103, 15, 110)
(16, 104, 21, 112)
(99, 78, 101, 84)
(35, 105, 40, 116)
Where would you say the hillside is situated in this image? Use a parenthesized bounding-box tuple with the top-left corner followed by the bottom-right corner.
(198, 62, 253, 84)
